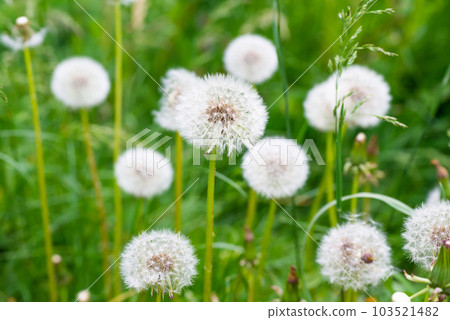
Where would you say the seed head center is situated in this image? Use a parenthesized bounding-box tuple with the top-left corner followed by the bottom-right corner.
(146, 253, 173, 273)
(207, 103, 236, 126)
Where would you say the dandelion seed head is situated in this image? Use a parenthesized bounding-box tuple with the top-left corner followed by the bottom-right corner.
(317, 221, 392, 290)
(16, 16, 29, 26)
(1, 28, 46, 51)
(76, 289, 90, 302)
(304, 65, 391, 131)
(51, 254, 62, 265)
(120, 230, 198, 296)
(153, 68, 200, 131)
(176, 74, 268, 155)
(402, 201, 450, 270)
(51, 57, 110, 109)
(121, 0, 137, 6)
(114, 147, 173, 198)
(241, 137, 309, 199)
(224, 34, 278, 84)
(392, 292, 410, 302)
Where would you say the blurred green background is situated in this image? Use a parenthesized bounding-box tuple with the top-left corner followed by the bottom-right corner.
(0, 0, 449, 302)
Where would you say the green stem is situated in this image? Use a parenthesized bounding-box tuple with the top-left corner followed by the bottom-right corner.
(272, 0, 291, 138)
(344, 288, 356, 302)
(174, 131, 183, 232)
(134, 197, 144, 233)
(203, 148, 216, 302)
(257, 200, 277, 279)
(325, 132, 337, 226)
(410, 287, 429, 300)
(24, 47, 57, 302)
(113, 0, 124, 295)
(156, 289, 162, 302)
(362, 183, 371, 219)
(335, 121, 344, 215)
(80, 108, 111, 298)
(245, 189, 257, 230)
(248, 268, 255, 302)
(350, 171, 359, 215)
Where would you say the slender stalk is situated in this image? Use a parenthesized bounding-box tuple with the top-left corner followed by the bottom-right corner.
(409, 287, 429, 300)
(257, 200, 277, 279)
(174, 131, 183, 232)
(245, 189, 257, 230)
(272, 0, 291, 137)
(344, 288, 356, 302)
(203, 148, 216, 302)
(156, 289, 162, 302)
(113, 0, 124, 295)
(80, 108, 111, 297)
(134, 197, 144, 233)
(335, 118, 344, 215)
(362, 183, 371, 219)
(24, 46, 57, 302)
(350, 171, 360, 214)
(325, 132, 337, 226)
(247, 269, 255, 302)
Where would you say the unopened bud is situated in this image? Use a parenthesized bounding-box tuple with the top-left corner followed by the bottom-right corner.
(51, 254, 62, 265)
(431, 159, 448, 180)
(244, 226, 254, 243)
(287, 266, 299, 285)
(16, 16, 29, 26)
(367, 135, 379, 160)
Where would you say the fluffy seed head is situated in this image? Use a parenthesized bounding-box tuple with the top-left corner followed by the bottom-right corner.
(120, 230, 198, 296)
(76, 290, 90, 302)
(392, 292, 411, 302)
(51, 57, 111, 109)
(402, 201, 450, 270)
(317, 221, 392, 290)
(1, 28, 46, 51)
(153, 68, 200, 131)
(224, 34, 278, 84)
(304, 65, 391, 131)
(241, 137, 309, 199)
(176, 74, 268, 155)
(114, 147, 173, 198)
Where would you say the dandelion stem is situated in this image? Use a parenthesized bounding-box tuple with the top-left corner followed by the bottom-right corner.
(350, 171, 360, 214)
(156, 289, 162, 302)
(80, 108, 111, 298)
(257, 199, 277, 280)
(362, 183, 371, 219)
(113, 0, 124, 295)
(410, 287, 429, 300)
(245, 189, 257, 230)
(134, 197, 144, 233)
(272, 0, 291, 138)
(203, 148, 216, 302)
(247, 268, 255, 302)
(325, 132, 338, 226)
(23, 46, 57, 302)
(174, 131, 183, 232)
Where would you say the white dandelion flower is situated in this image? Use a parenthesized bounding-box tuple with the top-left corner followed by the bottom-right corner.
(402, 201, 450, 270)
(241, 137, 309, 199)
(120, 229, 198, 296)
(392, 292, 411, 302)
(303, 78, 337, 132)
(1, 16, 46, 51)
(153, 68, 200, 131)
(223, 34, 278, 84)
(426, 187, 442, 205)
(114, 147, 173, 198)
(317, 221, 392, 290)
(304, 65, 391, 131)
(176, 73, 268, 155)
(51, 57, 111, 109)
(76, 289, 90, 302)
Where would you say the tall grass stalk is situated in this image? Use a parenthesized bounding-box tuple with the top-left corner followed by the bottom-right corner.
(325, 132, 338, 226)
(80, 108, 111, 297)
(203, 148, 216, 302)
(350, 171, 360, 214)
(174, 132, 183, 232)
(256, 199, 277, 280)
(23, 46, 57, 301)
(113, 0, 124, 295)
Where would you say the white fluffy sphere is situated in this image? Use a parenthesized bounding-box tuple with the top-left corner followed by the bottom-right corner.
(241, 137, 309, 199)
(114, 147, 173, 198)
(426, 187, 442, 205)
(1, 28, 46, 51)
(224, 34, 278, 84)
(304, 65, 391, 131)
(120, 230, 198, 296)
(402, 201, 450, 270)
(153, 68, 200, 131)
(391, 292, 411, 302)
(51, 57, 111, 109)
(317, 221, 392, 290)
(176, 74, 268, 155)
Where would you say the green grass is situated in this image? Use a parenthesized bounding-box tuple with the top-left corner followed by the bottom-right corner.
(0, 0, 449, 302)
